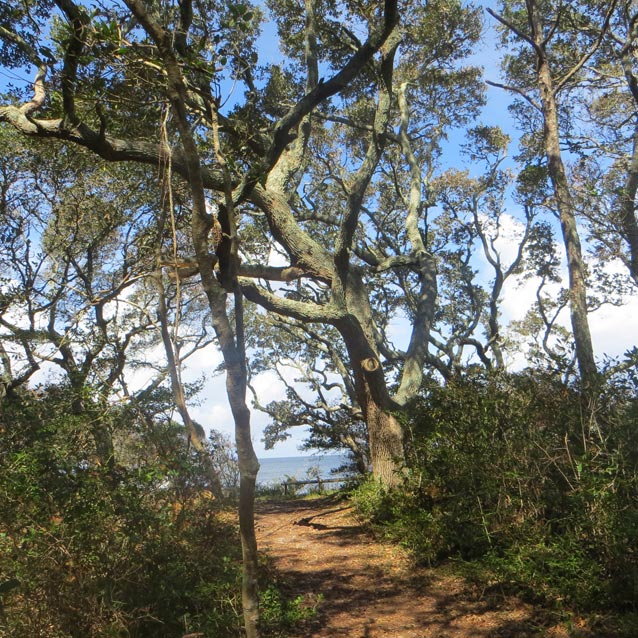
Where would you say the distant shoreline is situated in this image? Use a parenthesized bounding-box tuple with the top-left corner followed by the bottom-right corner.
(257, 454, 351, 486)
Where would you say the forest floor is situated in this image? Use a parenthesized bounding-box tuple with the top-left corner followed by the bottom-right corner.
(255, 495, 605, 638)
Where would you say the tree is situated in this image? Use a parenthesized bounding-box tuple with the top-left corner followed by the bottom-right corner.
(0, 0, 403, 632)
(563, 1, 638, 289)
(0, 0, 478, 485)
(432, 125, 536, 372)
(239, 0, 484, 485)
(248, 122, 562, 455)
(487, 0, 616, 398)
(1, 1, 636, 630)
(0, 127, 161, 466)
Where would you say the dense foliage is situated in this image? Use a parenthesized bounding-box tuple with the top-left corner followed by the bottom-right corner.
(353, 366, 638, 618)
(0, 386, 245, 637)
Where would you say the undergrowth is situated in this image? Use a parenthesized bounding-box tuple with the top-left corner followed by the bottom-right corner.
(259, 554, 323, 637)
(351, 368, 638, 634)
(0, 387, 317, 638)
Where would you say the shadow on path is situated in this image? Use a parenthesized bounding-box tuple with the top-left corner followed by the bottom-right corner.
(254, 496, 585, 638)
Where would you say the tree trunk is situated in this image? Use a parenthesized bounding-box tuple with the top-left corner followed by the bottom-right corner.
(618, 48, 638, 286)
(229, 364, 260, 637)
(533, 24, 598, 396)
(155, 273, 224, 499)
(339, 310, 405, 487)
(238, 464, 260, 635)
(619, 126, 638, 286)
(91, 415, 115, 471)
(364, 388, 405, 487)
(200, 275, 260, 638)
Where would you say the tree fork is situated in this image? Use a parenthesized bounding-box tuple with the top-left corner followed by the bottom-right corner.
(122, 1, 261, 635)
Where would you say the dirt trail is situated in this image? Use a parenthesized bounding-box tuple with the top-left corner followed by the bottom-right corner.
(255, 496, 586, 638)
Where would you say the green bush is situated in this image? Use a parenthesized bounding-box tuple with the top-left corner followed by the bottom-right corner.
(0, 387, 243, 638)
(353, 368, 638, 613)
(259, 584, 321, 634)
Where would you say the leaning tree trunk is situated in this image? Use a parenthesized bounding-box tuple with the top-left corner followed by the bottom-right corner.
(122, 1, 262, 631)
(155, 273, 224, 500)
(195, 221, 261, 638)
(618, 45, 638, 286)
(540, 75, 598, 398)
(536, 51, 598, 398)
(340, 313, 405, 487)
(618, 124, 638, 286)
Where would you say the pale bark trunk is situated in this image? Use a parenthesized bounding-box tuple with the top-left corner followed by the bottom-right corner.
(393, 82, 439, 405)
(121, 4, 261, 634)
(91, 416, 115, 471)
(533, 19, 598, 396)
(338, 298, 405, 486)
(348, 344, 405, 486)
(196, 246, 260, 638)
(225, 322, 260, 635)
(210, 108, 261, 638)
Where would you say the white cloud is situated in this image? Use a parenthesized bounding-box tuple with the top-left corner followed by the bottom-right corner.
(472, 211, 637, 365)
(250, 368, 286, 399)
(590, 297, 637, 360)
(180, 342, 224, 379)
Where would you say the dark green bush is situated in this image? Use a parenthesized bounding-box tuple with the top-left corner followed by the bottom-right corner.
(353, 368, 638, 613)
(0, 387, 243, 638)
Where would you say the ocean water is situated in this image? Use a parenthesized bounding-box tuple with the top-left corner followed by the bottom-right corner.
(257, 454, 351, 487)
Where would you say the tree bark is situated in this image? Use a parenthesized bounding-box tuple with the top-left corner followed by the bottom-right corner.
(362, 384, 405, 487)
(616, 26, 638, 285)
(337, 295, 405, 486)
(618, 124, 638, 286)
(530, 7, 599, 397)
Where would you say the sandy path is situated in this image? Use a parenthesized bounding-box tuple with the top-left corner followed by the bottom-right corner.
(254, 496, 581, 638)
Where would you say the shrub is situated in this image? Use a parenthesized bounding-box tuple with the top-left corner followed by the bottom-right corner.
(0, 388, 243, 638)
(353, 368, 638, 612)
